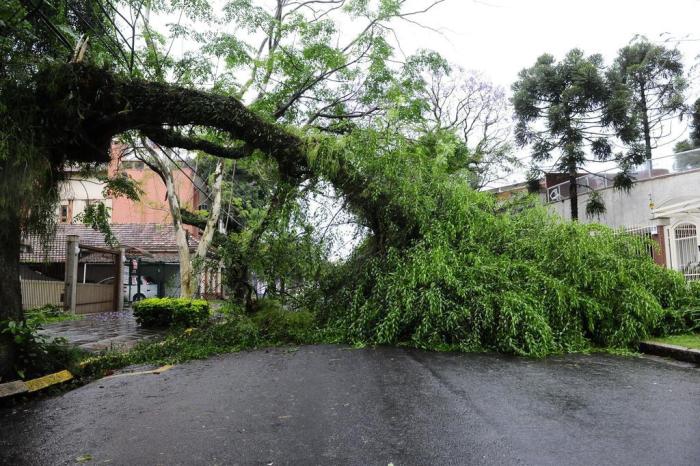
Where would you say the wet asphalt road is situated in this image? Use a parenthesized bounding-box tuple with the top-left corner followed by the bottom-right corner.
(1, 345, 699, 466)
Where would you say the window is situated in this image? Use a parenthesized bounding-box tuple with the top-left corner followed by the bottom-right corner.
(122, 160, 145, 170)
(59, 205, 69, 223)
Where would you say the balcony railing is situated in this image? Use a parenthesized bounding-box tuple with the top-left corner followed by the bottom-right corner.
(546, 148, 700, 203)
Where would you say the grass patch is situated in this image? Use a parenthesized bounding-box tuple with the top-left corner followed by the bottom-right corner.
(25, 304, 82, 325)
(650, 333, 700, 350)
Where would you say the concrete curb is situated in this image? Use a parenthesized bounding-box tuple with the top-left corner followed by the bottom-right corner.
(639, 341, 700, 364)
(0, 370, 73, 399)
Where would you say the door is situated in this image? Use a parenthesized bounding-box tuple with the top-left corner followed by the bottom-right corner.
(671, 221, 700, 281)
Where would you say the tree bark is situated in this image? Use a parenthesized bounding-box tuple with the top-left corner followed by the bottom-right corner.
(639, 84, 653, 166)
(165, 166, 195, 298)
(40, 63, 411, 238)
(568, 168, 578, 221)
(142, 145, 195, 298)
(40, 63, 414, 250)
(140, 145, 225, 298)
(192, 160, 224, 294)
(0, 213, 23, 380)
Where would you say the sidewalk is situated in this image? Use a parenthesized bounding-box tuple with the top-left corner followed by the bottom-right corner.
(38, 311, 163, 353)
(639, 341, 700, 364)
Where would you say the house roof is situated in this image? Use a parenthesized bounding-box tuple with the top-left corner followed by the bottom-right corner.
(21, 224, 198, 264)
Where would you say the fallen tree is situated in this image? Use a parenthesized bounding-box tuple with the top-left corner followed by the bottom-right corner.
(2, 62, 699, 380)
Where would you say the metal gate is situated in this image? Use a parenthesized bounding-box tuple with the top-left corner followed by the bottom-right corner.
(672, 223, 700, 281)
(623, 225, 657, 260)
(20, 232, 123, 313)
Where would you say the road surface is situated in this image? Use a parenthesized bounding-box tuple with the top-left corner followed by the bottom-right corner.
(1, 345, 698, 465)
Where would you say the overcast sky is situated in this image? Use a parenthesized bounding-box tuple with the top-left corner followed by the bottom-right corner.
(395, 0, 700, 91)
(378, 0, 700, 185)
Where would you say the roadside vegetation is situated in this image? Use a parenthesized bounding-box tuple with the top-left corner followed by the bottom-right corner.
(0, 318, 84, 381)
(80, 299, 319, 378)
(25, 305, 82, 325)
(6, 290, 699, 393)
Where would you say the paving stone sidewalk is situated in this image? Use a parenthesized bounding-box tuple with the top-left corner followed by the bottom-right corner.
(38, 311, 163, 353)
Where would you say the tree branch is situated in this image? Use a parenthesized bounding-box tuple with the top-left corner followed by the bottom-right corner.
(142, 127, 253, 160)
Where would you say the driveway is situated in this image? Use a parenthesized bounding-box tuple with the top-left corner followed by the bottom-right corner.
(38, 311, 162, 352)
(1, 346, 698, 465)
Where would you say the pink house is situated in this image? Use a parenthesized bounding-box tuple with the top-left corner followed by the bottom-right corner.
(109, 143, 203, 238)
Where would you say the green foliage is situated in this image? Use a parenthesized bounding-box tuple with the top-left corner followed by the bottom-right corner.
(81, 302, 317, 376)
(80, 315, 262, 376)
(512, 50, 613, 219)
(650, 332, 700, 349)
(607, 38, 687, 159)
(692, 97, 700, 146)
(585, 191, 606, 219)
(673, 139, 698, 154)
(100, 171, 142, 201)
(306, 132, 700, 357)
(75, 202, 118, 246)
(133, 298, 210, 328)
(25, 304, 80, 325)
(250, 299, 316, 343)
(0, 319, 83, 380)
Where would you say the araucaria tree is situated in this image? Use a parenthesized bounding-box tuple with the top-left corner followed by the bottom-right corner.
(512, 50, 613, 220)
(607, 38, 687, 165)
(689, 97, 700, 147)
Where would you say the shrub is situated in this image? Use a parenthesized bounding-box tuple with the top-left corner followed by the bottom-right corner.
(27, 304, 64, 317)
(133, 298, 210, 328)
(25, 304, 77, 325)
(0, 319, 83, 380)
(250, 299, 316, 343)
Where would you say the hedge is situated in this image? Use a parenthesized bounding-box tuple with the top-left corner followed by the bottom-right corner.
(133, 298, 210, 328)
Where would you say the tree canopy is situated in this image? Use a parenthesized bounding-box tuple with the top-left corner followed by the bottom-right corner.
(512, 50, 615, 220)
(607, 38, 687, 162)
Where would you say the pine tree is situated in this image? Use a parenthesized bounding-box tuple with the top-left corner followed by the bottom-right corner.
(512, 50, 612, 220)
(607, 38, 687, 166)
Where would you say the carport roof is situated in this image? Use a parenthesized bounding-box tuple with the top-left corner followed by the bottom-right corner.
(651, 195, 700, 219)
(21, 224, 198, 264)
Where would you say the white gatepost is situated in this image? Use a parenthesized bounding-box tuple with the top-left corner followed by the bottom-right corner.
(64, 235, 80, 313)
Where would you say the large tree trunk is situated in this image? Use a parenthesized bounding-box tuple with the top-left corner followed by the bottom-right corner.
(192, 160, 224, 292)
(164, 163, 195, 298)
(141, 146, 225, 298)
(0, 213, 23, 381)
(639, 85, 653, 168)
(568, 168, 578, 221)
(142, 145, 195, 298)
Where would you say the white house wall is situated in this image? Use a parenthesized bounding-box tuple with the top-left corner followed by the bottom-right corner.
(58, 177, 112, 221)
(547, 170, 700, 228)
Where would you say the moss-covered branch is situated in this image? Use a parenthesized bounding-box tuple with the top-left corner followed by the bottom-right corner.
(143, 127, 253, 160)
(38, 63, 307, 177)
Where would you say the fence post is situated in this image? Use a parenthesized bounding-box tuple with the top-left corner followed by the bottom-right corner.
(64, 235, 79, 313)
(114, 247, 125, 312)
